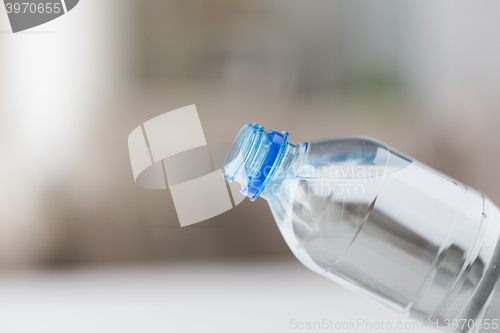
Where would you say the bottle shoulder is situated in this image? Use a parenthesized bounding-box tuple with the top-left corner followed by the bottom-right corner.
(283, 136, 413, 181)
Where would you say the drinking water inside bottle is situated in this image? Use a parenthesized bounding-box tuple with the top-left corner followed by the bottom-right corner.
(223, 123, 500, 331)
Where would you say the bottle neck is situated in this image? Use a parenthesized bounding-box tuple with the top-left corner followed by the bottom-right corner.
(260, 140, 304, 200)
(222, 123, 298, 201)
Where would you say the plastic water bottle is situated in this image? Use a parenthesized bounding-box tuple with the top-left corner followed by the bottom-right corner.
(222, 123, 500, 332)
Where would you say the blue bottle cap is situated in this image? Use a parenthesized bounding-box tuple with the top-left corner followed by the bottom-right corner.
(241, 129, 286, 199)
(222, 123, 288, 200)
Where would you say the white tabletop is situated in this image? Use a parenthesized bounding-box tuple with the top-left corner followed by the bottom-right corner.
(0, 260, 441, 333)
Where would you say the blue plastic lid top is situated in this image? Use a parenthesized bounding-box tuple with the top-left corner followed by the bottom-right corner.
(222, 123, 288, 200)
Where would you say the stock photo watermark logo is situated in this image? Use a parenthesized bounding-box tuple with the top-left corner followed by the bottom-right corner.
(289, 318, 499, 331)
(253, 161, 386, 200)
(3, 0, 79, 33)
(128, 106, 388, 226)
(128, 105, 245, 227)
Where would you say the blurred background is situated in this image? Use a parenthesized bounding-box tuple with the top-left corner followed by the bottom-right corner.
(1, 0, 500, 332)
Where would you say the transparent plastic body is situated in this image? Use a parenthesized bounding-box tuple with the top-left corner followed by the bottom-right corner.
(223, 124, 500, 332)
